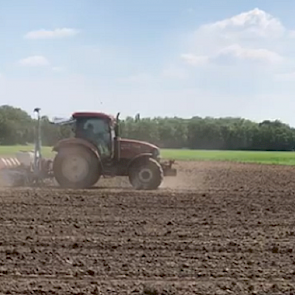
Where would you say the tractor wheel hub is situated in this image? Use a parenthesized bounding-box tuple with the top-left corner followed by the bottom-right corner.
(61, 155, 89, 183)
(138, 168, 153, 183)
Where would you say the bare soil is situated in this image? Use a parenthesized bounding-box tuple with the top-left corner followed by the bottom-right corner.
(1, 161, 295, 294)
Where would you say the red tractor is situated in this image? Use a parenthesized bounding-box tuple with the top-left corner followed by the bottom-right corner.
(51, 112, 177, 190)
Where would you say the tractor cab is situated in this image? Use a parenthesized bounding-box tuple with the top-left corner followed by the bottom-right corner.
(52, 111, 120, 161)
(72, 112, 118, 159)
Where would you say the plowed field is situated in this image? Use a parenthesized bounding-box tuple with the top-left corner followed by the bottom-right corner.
(1, 161, 295, 294)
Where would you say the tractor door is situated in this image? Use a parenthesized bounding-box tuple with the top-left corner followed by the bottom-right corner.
(76, 117, 112, 159)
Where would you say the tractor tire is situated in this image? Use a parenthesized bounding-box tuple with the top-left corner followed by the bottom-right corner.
(53, 146, 100, 189)
(128, 158, 163, 190)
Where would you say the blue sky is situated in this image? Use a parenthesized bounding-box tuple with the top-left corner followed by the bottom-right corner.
(2, 0, 295, 125)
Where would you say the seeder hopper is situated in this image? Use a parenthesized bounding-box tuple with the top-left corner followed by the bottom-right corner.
(0, 108, 177, 190)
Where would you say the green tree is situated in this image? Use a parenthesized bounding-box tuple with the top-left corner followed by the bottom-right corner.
(1, 104, 295, 152)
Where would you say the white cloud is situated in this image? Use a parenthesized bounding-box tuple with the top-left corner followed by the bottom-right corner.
(215, 44, 283, 64)
(181, 45, 283, 66)
(19, 55, 50, 67)
(24, 28, 79, 39)
(201, 8, 285, 38)
(182, 8, 292, 69)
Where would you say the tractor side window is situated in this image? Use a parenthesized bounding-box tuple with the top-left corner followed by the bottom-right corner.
(82, 118, 111, 157)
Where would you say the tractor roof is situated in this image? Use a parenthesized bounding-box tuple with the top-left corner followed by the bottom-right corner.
(72, 112, 115, 121)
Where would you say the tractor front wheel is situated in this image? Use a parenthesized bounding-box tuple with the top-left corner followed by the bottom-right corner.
(53, 146, 100, 189)
(128, 158, 163, 190)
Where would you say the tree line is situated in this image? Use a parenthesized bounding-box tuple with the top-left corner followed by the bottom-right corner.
(0, 105, 295, 151)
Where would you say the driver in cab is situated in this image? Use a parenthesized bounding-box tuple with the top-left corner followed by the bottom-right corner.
(85, 123, 110, 157)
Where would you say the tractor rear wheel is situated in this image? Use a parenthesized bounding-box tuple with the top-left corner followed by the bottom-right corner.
(128, 158, 163, 190)
(53, 146, 100, 189)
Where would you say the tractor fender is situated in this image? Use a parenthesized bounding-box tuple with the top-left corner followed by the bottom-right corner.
(52, 138, 100, 161)
(127, 153, 153, 172)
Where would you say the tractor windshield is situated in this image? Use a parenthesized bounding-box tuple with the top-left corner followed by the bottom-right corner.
(76, 117, 111, 157)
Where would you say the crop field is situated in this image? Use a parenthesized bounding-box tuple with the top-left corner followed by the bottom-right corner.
(1, 147, 295, 293)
